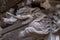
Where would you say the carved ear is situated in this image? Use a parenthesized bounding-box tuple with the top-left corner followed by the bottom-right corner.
(40, 0, 51, 9)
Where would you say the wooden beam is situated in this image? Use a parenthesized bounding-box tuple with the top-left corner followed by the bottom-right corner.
(1, 20, 22, 35)
(1, 16, 34, 35)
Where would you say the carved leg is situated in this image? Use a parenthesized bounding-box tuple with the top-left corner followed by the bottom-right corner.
(19, 27, 49, 38)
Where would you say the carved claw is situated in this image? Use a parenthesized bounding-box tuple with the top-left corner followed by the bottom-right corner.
(52, 28, 60, 33)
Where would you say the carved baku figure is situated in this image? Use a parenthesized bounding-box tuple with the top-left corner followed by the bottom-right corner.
(19, 13, 51, 38)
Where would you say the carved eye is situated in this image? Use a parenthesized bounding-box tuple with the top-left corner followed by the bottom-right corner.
(44, 16, 48, 18)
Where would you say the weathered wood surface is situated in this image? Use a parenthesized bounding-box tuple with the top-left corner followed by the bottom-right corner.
(0, 0, 60, 13)
(49, 1, 60, 5)
(0, 0, 22, 12)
